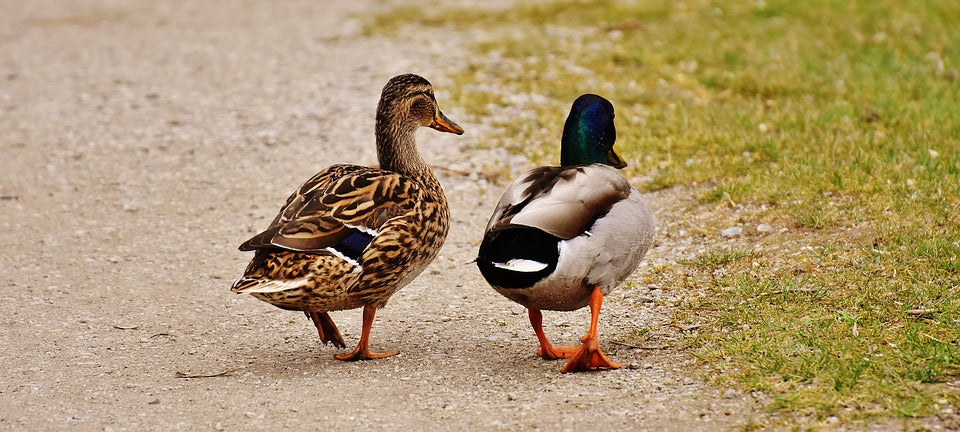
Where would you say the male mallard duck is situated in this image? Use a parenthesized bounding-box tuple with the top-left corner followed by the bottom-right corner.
(476, 94, 655, 373)
(232, 74, 463, 361)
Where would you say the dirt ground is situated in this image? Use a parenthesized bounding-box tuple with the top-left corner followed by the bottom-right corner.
(0, 1, 760, 430)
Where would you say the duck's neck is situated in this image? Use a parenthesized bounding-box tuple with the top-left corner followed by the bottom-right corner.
(375, 116, 433, 180)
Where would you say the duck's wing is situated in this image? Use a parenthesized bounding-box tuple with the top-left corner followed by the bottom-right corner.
(239, 164, 419, 258)
(484, 164, 631, 240)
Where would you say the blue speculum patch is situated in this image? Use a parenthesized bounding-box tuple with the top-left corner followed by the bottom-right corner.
(335, 229, 374, 260)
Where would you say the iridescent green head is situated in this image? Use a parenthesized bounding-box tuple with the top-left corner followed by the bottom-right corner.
(559, 94, 626, 168)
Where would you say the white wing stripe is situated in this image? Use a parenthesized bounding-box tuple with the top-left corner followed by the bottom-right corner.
(345, 224, 379, 237)
(324, 247, 363, 274)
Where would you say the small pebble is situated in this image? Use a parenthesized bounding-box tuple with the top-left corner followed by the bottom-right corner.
(720, 227, 742, 237)
(756, 224, 773, 233)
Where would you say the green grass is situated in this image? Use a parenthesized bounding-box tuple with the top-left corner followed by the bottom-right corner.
(367, 0, 960, 427)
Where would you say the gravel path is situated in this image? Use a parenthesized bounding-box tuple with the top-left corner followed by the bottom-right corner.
(1, 1, 757, 430)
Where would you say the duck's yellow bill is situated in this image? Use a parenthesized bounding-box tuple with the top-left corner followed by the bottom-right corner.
(607, 147, 627, 169)
(430, 110, 464, 135)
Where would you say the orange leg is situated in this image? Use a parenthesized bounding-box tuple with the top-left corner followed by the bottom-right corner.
(560, 287, 622, 373)
(334, 305, 398, 361)
(306, 311, 346, 348)
(529, 308, 580, 359)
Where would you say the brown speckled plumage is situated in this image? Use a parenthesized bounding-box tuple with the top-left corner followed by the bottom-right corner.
(232, 74, 462, 360)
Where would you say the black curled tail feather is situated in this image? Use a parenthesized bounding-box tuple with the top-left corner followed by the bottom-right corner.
(476, 227, 561, 289)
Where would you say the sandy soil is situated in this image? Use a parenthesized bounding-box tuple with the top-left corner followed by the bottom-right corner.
(0, 1, 759, 430)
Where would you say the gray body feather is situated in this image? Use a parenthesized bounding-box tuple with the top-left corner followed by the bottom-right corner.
(481, 164, 656, 311)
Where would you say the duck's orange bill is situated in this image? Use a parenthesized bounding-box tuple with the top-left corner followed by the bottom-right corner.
(430, 110, 464, 135)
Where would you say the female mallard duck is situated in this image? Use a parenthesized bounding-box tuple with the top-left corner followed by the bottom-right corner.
(232, 74, 463, 361)
(476, 94, 655, 373)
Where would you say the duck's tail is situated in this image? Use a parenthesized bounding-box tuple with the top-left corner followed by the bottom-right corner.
(230, 275, 312, 294)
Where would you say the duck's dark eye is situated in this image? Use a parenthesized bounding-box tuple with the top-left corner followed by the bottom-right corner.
(410, 97, 434, 121)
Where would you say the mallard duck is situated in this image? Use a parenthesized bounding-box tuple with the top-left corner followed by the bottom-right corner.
(476, 94, 655, 373)
(232, 74, 463, 361)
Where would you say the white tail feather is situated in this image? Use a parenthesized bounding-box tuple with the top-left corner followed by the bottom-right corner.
(232, 276, 312, 294)
(492, 259, 548, 272)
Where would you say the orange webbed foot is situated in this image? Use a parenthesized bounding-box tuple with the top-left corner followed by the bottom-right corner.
(529, 308, 580, 360)
(334, 347, 399, 362)
(536, 344, 581, 360)
(559, 333, 621, 373)
(332, 304, 397, 362)
(558, 287, 621, 373)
